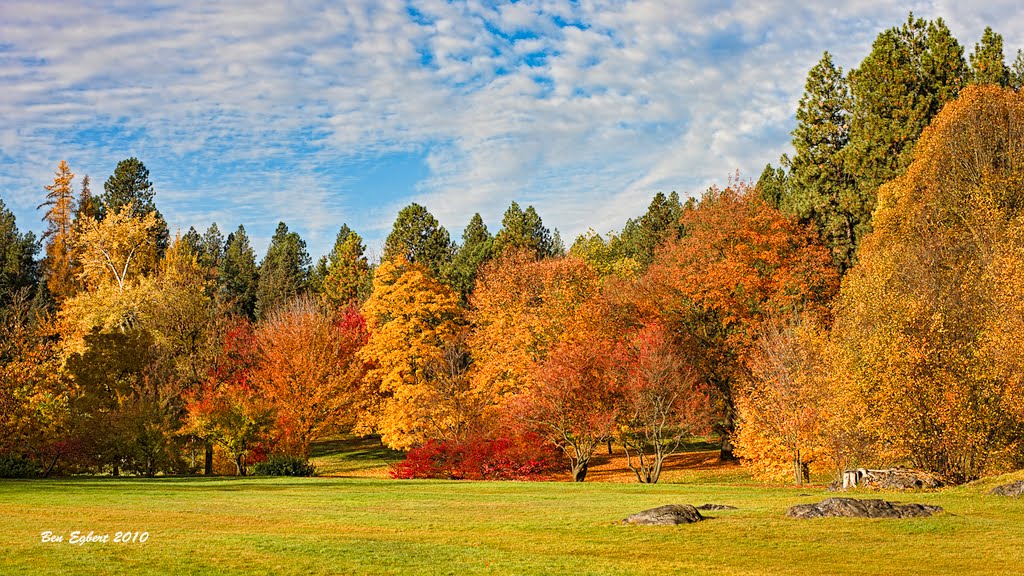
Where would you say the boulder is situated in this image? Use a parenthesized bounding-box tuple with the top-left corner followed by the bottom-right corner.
(695, 503, 737, 511)
(624, 504, 704, 525)
(989, 480, 1024, 497)
(787, 497, 943, 519)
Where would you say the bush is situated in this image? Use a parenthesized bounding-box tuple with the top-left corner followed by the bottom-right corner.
(0, 454, 42, 478)
(390, 434, 563, 480)
(251, 455, 316, 477)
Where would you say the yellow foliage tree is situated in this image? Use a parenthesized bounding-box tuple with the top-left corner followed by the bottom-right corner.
(835, 85, 1024, 480)
(358, 257, 466, 449)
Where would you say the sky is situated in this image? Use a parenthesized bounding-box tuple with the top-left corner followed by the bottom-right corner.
(1, 1, 1021, 260)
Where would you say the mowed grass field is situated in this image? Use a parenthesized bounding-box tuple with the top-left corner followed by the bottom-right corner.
(2, 440, 1023, 575)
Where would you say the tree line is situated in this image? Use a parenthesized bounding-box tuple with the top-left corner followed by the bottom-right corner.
(2, 14, 1023, 484)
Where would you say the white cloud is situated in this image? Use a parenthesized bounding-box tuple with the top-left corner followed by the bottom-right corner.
(1, 0, 1020, 256)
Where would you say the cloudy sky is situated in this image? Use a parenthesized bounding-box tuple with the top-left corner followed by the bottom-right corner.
(1, 1, 1020, 259)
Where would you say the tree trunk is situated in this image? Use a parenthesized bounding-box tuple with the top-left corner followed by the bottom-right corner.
(204, 443, 214, 475)
(112, 464, 120, 477)
(607, 440, 613, 454)
(794, 451, 804, 487)
(571, 461, 588, 482)
(235, 454, 246, 476)
(719, 397, 737, 461)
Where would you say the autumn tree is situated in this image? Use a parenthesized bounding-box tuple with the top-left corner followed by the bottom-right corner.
(515, 338, 621, 482)
(834, 85, 1024, 481)
(0, 292, 70, 476)
(734, 318, 852, 485)
(359, 257, 465, 449)
(40, 160, 79, 301)
(382, 203, 454, 279)
(76, 202, 161, 293)
(618, 322, 711, 484)
(255, 222, 310, 319)
(641, 183, 839, 460)
(255, 298, 367, 456)
(469, 250, 603, 405)
(220, 225, 259, 319)
(182, 318, 270, 475)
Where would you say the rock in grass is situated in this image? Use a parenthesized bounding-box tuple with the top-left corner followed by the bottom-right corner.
(625, 505, 704, 525)
(695, 503, 737, 511)
(989, 480, 1024, 497)
(786, 498, 943, 519)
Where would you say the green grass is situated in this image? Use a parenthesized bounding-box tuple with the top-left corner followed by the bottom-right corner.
(2, 470, 1024, 575)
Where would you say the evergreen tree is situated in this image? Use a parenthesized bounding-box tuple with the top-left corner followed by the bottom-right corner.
(1011, 50, 1024, 90)
(784, 52, 859, 271)
(255, 222, 310, 319)
(317, 224, 371, 308)
(381, 203, 454, 278)
(39, 160, 77, 301)
(445, 213, 493, 297)
(220, 225, 259, 319)
(492, 202, 556, 258)
(200, 223, 225, 273)
(74, 174, 100, 223)
(617, 191, 685, 268)
(844, 13, 966, 256)
(0, 199, 39, 310)
(755, 163, 788, 209)
(181, 227, 203, 256)
(969, 27, 1009, 87)
(102, 157, 170, 252)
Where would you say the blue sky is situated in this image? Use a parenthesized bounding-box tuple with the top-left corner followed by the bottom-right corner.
(1, 1, 1020, 259)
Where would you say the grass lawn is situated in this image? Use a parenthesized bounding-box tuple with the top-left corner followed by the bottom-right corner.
(2, 440, 1023, 575)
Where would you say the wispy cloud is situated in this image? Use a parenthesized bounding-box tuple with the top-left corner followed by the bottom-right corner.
(1, 1, 1020, 257)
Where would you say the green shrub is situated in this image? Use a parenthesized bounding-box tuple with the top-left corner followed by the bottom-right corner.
(252, 455, 316, 477)
(0, 455, 42, 478)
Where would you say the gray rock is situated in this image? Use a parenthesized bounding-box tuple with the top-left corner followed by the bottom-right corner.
(989, 480, 1024, 497)
(836, 468, 944, 491)
(695, 503, 737, 511)
(786, 497, 943, 519)
(625, 504, 704, 525)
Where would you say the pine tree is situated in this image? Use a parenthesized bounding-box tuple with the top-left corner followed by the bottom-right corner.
(784, 52, 858, 271)
(969, 27, 1009, 87)
(200, 224, 224, 273)
(255, 222, 310, 319)
(39, 160, 77, 301)
(1011, 50, 1024, 90)
(382, 203, 454, 278)
(445, 213, 493, 297)
(220, 225, 259, 319)
(181, 227, 203, 255)
(0, 199, 39, 310)
(617, 191, 686, 268)
(492, 202, 556, 258)
(844, 13, 966, 256)
(317, 224, 371, 308)
(102, 157, 170, 252)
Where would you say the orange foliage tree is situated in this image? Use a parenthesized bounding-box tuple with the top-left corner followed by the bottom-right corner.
(514, 337, 622, 482)
(468, 250, 603, 405)
(254, 297, 367, 456)
(618, 322, 711, 484)
(641, 183, 839, 459)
